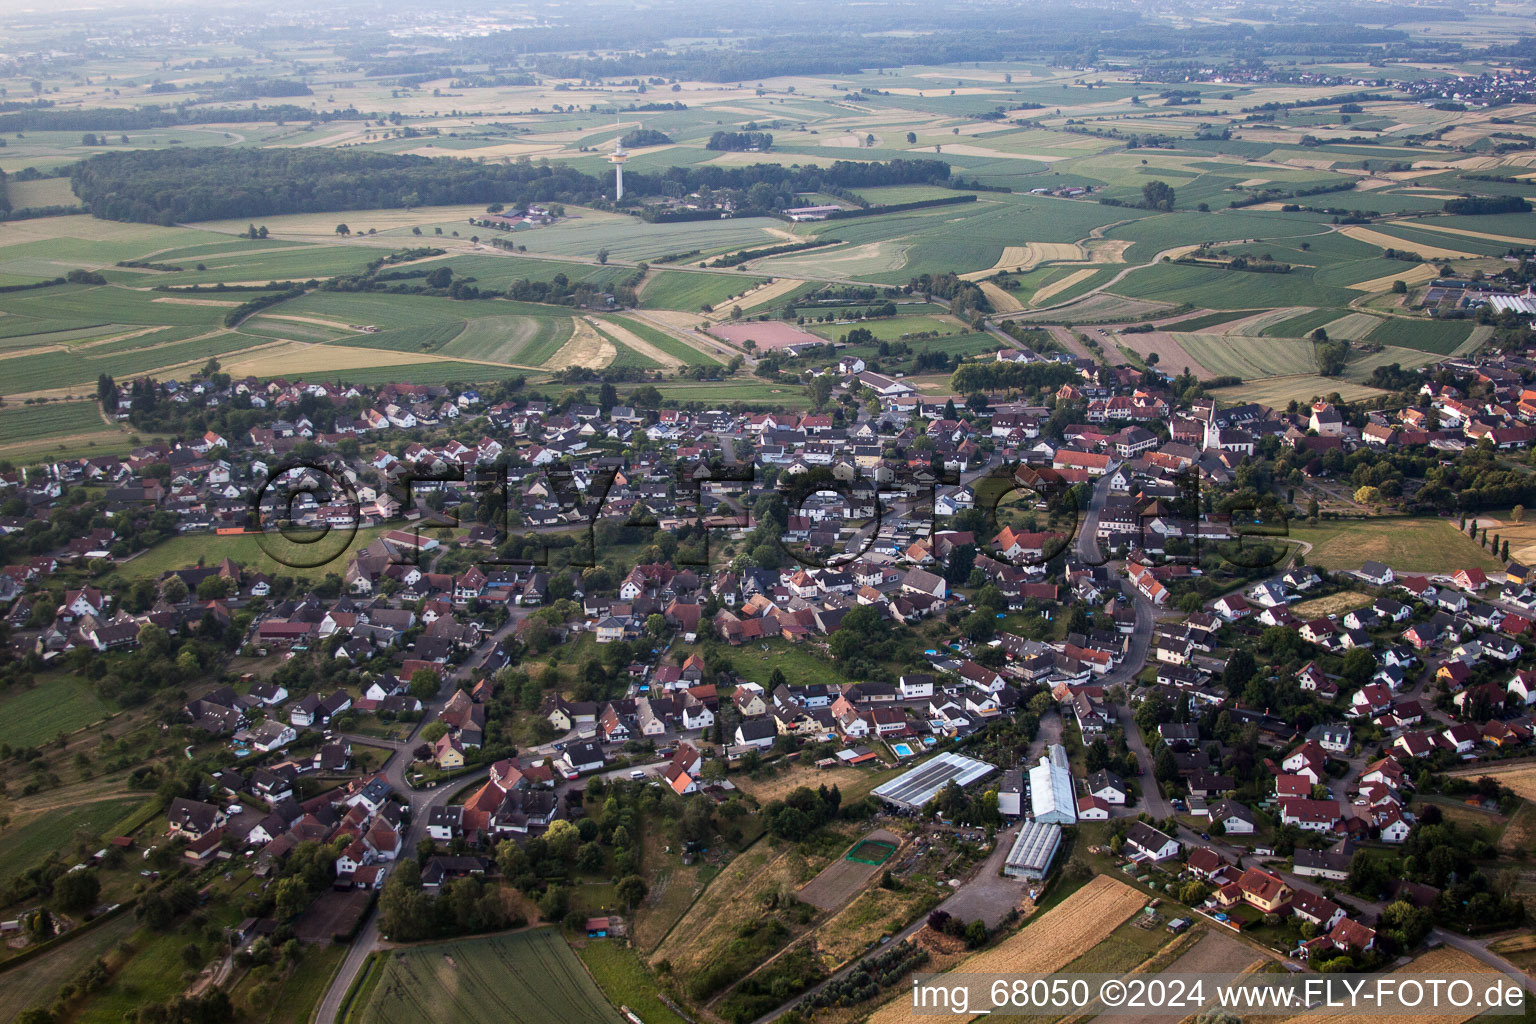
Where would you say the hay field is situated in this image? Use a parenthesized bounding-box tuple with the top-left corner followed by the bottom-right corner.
(869, 875, 1145, 1024)
(1461, 763, 1536, 804)
(1347, 263, 1437, 292)
(1340, 226, 1481, 261)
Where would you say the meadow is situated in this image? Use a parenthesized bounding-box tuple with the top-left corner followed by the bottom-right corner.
(1286, 517, 1501, 573)
(0, 672, 118, 747)
(355, 930, 621, 1024)
(0, 796, 147, 882)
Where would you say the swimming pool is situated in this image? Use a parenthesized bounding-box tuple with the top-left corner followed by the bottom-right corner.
(891, 742, 915, 757)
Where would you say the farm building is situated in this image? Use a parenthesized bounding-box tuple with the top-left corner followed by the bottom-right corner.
(1029, 743, 1077, 825)
(1003, 819, 1063, 880)
(870, 751, 996, 812)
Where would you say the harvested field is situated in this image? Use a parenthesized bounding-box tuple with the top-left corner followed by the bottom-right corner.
(1115, 331, 1213, 378)
(1340, 225, 1481, 261)
(1083, 238, 1132, 263)
(220, 342, 444, 378)
(1267, 947, 1498, 1024)
(1347, 263, 1437, 292)
(1030, 268, 1097, 306)
(978, 280, 1024, 312)
(869, 875, 1145, 1024)
(545, 318, 615, 370)
(798, 829, 903, 912)
(1291, 590, 1372, 618)
(708, 320, 828, 351)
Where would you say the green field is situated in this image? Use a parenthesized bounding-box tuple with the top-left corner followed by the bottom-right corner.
(1287, 517, 1502, 573)
(0, 672, 118, 747)
(0, 400, 109, 443)
(1174, 333, 1319, 379)
(576, 942, 687, 1024)
(438, 314, 574, 365)
(0, 912, 138, 1021)
(356, 930, 621, 1024)
(603, 315, 720, 365)
(107, 524, 399, 583)
(640, 271, 768, 312)
(0, 797, 146, 882)
(1362, 316, 1474, 354)
(590, 323, 662, 370)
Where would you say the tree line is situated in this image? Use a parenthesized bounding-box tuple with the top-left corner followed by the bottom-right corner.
(71, 147, 952, 225)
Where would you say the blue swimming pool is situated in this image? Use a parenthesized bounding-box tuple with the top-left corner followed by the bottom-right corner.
(891, 742, 915, 757)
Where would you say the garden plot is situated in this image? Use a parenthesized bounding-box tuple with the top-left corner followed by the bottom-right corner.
(797, 829, 903, 912)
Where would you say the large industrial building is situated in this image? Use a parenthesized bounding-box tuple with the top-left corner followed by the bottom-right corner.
(870, 751, 996, 812)
(1003, 819, 1063, 879)
(1029, 743, 1076, 825)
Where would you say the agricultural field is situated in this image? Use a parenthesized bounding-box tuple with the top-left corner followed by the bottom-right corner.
(640, 271, 770, 313)
(355, 930, 621, 1024)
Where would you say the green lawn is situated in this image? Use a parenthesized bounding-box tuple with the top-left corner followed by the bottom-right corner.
(248, 944, 349, 1024)
(73, 923, 202, 1024)
(0, 797, 147, 882)
(576, 941, 687, 1024)
(1287, 517, 1502, 573)
(694, 638, 853, 688)
(355, 929, 621, 1024)
(0, 911, 139, 1020)
(0, 672, 117, 747)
